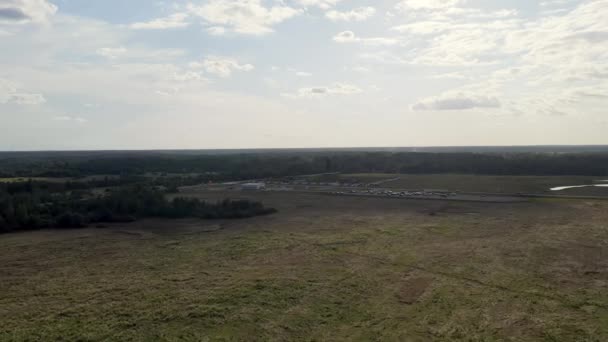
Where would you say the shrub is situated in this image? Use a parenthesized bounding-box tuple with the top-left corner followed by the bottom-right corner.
(0, 184, 277, 233)
(0, 215, 10, 233)
(55, 212, 87, 229)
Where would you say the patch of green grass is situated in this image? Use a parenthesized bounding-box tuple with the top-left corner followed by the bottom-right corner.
(2, 192, 608, 340)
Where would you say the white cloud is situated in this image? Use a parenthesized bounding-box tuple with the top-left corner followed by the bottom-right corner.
(96, 47, 127, 59)
(190, 56, 254, 77)
(351, 66, 371, 73)
(53, 116, 87, 123)
(333, 31, 398, 46)
(410, 28, 510, 66)
(540, 0, 576, 6)
(295, 71, 312, 77)
(130, 13, 190, 30)
(333, 30, 357, 42)
(392, 21, 449, 35)
(325, 7, 376, 21)
(93, 46, 187, 64)
(206, 26, 226, 35)
(395, 0, 463, 11)
(389, 7, 521, 66)
(173, 71, 206, 82)
(0, 0, 57, 25)
(284, 83, 362, 98)
(189, 0, 301, 35)
(412, 92, 501, 111)
(298, 0, 342, 10)
(0, 78, 46, 105)
(540, 0, 579, 13)
(5, 92, 46, 104)
(429, 72, 468, 80)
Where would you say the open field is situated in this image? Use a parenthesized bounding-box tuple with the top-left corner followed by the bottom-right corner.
(306, 174, 608, 196)
(2, 191, 608, 341)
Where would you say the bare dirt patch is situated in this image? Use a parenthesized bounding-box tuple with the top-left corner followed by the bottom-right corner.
(397, 276, 434, 304)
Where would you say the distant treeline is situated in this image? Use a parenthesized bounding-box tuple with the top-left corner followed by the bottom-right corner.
(1, 151, 608, 178)
(1, 176, 145, 193)
(0, 184, 276, 233)
(0, 175, 216, 194)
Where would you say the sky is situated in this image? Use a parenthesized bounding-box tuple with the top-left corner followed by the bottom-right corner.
(0, 0, 607, 150)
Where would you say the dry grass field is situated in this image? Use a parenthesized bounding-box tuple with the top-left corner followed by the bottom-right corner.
(2, 191, 608, 341)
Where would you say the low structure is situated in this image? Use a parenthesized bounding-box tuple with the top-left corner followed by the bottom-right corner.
(241, 182, 266, 191)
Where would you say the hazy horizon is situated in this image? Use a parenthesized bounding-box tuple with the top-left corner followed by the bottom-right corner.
(3, 144, 608, 154)
(1, 0, 607, 150)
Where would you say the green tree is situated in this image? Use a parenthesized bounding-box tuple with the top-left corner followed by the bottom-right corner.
(0, 215, 8, 232)
(15, 204, 30, 227)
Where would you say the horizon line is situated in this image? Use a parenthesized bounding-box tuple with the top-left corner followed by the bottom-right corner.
(2, 144, 608, 153)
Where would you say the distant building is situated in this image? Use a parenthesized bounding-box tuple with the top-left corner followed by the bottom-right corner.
(241, 182, 266, 190)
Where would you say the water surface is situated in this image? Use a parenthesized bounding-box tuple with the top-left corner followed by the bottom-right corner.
(551, 184, 608, 191)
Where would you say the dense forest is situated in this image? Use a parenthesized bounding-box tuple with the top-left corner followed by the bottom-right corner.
(2, 149, 608, 233)
(0, 183, 276, 233)
(1, 151, 608, 178)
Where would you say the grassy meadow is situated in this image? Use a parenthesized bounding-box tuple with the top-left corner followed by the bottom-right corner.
(2, 190, 608, 341)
